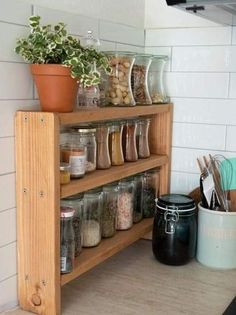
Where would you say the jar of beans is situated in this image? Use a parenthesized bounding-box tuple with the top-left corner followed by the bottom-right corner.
(136, 117, 151, 159)
(103, 51, 136, 106)
(143, 168, 160, 218)
(116, 178, 134, 230)
(61, 193, 83, 257)
(122, 119, 138, 162)
(109, 120, 124, 166)
(102, 182, 119, 238)
(82, 188, 103, 247)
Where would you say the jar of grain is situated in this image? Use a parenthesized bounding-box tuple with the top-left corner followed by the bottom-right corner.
(82, 188, 103, 247)
(95, 121, 111, 169)
(131, 54, 153, 105)
(103, 51, 136, 106)
(122, 119, 138, 162)
(109, 120, 124, 166)
(148, 55, 169, 104)
(136, 117, 151, 159)
(60, 162, 71, 185)
(116, 178, 134, 230)
(143, 168, 160, 218)
(102, 182, 119, 238)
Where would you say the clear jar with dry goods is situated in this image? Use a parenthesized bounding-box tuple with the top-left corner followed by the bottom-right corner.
(60, 162, 71, 185)
(143, 168, 160, 218)
(95, 121, 111, 169)
(82, 188, 103, 247)
(131, 54, 153, 105)
(103, 51, 136, 106)
(133, 173, 144, 223)
(148, 55, 169, 104)
(116, 178, 134, 230)
(102, 182, 119, 238)
(61, 193, 83, 257)
(69, 126, 96, 173)
(136, 117, 151, 159)
(60, 206, 75, 274)
(109, 120, 124, 166)
(122, 119, 138, 162)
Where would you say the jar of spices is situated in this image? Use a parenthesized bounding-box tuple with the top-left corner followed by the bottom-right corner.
(70, 126, 97, 173)
(95, 121, 111, 169)
(60, 206, 75, 274)
(148, 55, 169, 104)
(143, 168, 160, 218)
(131, 54, 153, 105)
(122, 119, 138, 162)
(136, 117, 151, 159)
(133, 173, 144, 223)
(61, 133, 86, 179)
(102, 182, 119, 238)
(82, 188, 103, 247)
(60, 162, 71, 185)
(116, 178, 134, 230)
(61, 193, 83, 257)
(103, 51, 136, 106)
(109, 120, 124, 166)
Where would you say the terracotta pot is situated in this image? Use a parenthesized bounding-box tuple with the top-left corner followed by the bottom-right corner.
(30, 64, 78, 113)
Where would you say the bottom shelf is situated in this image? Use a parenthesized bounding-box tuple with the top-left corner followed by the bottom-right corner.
(61, 218, 153, 286)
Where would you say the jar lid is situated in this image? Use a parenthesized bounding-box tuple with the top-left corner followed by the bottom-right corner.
(70, 127, 96, 133)
(60, 206, 75, 218)
(60, 162, 70, 171)
(157, 194, 195, 212)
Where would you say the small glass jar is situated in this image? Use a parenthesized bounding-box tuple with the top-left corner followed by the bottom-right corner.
(61, 193, 83, 257)
(60, 162, 71, 185)
(122, 119, 138, 162)
(133, 173, 144, 223)
(136, 118, 151, 159)
(116, 178, 134, 230)
(143, 169, 160, 218)
(77, 84, 101, 108)
(109, 120, 124, 166)
(131, 54, 153, 105)
(70, 126, 97, 173)
(103, 51, 136, 106)
(102, 182, 119, 238)
(148, 55, 169, 104)
(95, 122, 111, 169)
(60, 206, 75, 274)
(82, 188, 103, 247)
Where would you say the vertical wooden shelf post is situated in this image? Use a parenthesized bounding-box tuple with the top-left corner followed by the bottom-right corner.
(15, 112, 61, 315)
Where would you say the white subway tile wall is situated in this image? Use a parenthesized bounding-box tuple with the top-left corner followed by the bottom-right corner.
(0, 1, 145, 311)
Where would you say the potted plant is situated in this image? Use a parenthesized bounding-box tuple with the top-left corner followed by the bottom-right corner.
(15, 15, 111, 112)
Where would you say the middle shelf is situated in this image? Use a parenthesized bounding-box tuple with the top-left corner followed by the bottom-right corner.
(61, 154, 168, 198)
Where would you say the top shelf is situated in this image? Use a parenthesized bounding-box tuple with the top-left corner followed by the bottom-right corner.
(58, 104, 172, 125)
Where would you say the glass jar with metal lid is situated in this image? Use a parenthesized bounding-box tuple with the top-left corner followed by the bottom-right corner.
(61, 193, 83, 257)
(95, 121, 111, 169)
(136, 117, 151, 159)
(131, 54, 153, 105)
(142, 168, 160, 218)
(122, 119, 138, 162)
(82, 188, 103, 247)
(69, 126, 97, 173)
(103, 51, 136, 106)
(109, 120, 124, 166)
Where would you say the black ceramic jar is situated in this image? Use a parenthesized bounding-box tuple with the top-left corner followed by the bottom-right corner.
(152, 194, 197, 266)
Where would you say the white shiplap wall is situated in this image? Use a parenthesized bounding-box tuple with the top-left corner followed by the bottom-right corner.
(0, 1, 144, 312)
(145, 0, 236, 195)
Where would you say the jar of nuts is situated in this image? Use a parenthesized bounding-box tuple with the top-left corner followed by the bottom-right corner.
(103, 51, 136, 106)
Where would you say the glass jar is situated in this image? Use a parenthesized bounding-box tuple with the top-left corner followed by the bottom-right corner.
(136, 117, 151, 159)
(69, 126, 97, 173)
(95, 121, 111, 169)
(60, 206, 75, 274)
(102, 182, 119, 238)
(116, 178, 134, 230)
(122, 119, 138, 162)
(103, 51, 136, 106)
(133, 173, 144, 223)
(148, 55, 169, 104)
(61, 133, 86, 179)
(61, 193, 83, 257)
(82, 188, 103, 247)
(109, 120, 124, 166)
(143, 169, 160, 218)
(60, 162, 71, 185)
(131, 54, 153, 105)
(77, 84, 101, 109)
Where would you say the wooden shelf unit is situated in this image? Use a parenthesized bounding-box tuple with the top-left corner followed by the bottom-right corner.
(15, 104, 173, 315)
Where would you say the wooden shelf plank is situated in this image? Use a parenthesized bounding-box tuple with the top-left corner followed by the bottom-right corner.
(58, 104, 172, 125)
(61, 218, 153, 286)
(61, 154, 168, 198)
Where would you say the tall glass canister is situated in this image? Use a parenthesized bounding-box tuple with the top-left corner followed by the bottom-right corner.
(103, 51, 136, 106)
(133, 173, 144, 223)
(148, 55, 169, 104)
(136, 117, 151, 159)
(109, 120, 124, 166)
(122, 119, 138, 162)
(143, 168, 160, 218)
(95, 121, 111, 169)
